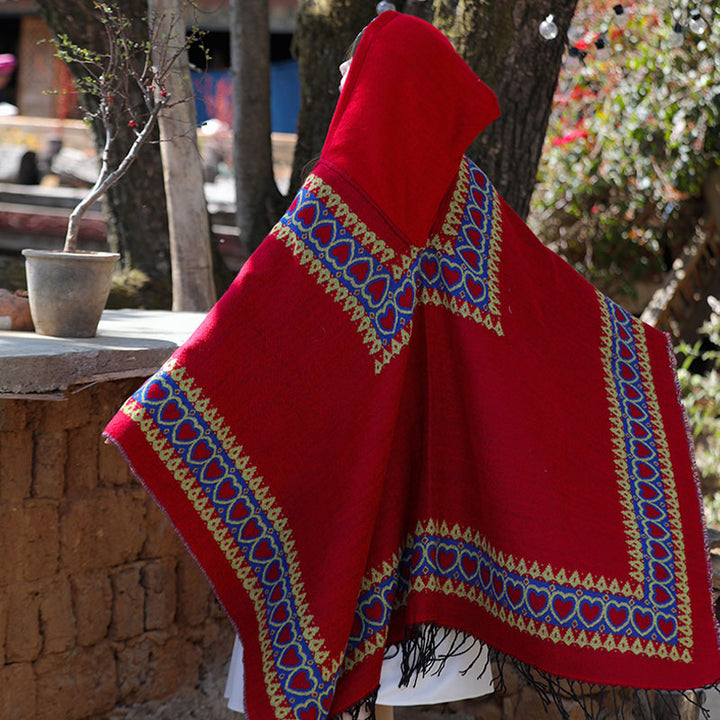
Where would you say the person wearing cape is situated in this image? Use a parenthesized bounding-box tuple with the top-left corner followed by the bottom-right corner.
(104, 10, 720, 720)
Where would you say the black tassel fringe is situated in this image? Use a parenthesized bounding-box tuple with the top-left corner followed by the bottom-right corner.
(336, 623, 718, 720)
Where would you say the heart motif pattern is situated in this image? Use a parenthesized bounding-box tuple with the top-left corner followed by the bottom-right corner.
(277, 159, 503, 368)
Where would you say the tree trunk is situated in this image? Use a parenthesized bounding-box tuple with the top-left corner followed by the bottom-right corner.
(291, 0, 578, 221)
(150, 0, 217, 311)
(289, 0, 376, 197)
(230, 0, 284, 257)
(433, 0, 578, 219)
(34, 0, 174, 308)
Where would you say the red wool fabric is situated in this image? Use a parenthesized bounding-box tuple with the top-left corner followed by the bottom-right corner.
(104, 11, 720, 720)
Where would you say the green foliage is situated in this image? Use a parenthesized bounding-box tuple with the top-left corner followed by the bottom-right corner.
(677, 305, 720, 525)
(529, 0, 720, 304)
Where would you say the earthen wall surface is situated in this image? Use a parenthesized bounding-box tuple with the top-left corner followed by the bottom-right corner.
(0, 378, 234, 720)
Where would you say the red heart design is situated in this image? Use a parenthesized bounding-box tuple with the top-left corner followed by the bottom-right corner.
(618, 325, 631, 341)
(438, 548, 455, 571)
(367, 279, 387, 305)
(626, 385, 640, 400)
(379, 306, 395, 332)
(280, 645, 301, 667)
(204, 459, 224, 481)
(313, 223, 333, 245)
(273, 603, 290, 626)
(636, 461, 657, 480)
(633, 609, 652, 632)
(653, 563, 670, 582)
(466, 228, 482, 248)
(176, 420, 198, 442)
(492, 574, 504, 598)
(650, 541, 669, 560)
(608, 604, 628, 628)
(654, 586, 671, 605)
(269, 582, 284, 605)
(631, 422, 649, 439)
(229, 500, 248, 522)
(580, 600, 601, 624)
(330, 242, 351, 265)
(634, 441, 652, 459)
(461, 555, 478, 579)
(421, 257, 438, 280)
(297, 205, 315, 226)
(441, 265, 461, 288)
(619, 362, 636, 381)
(364, 597, 385, 623)
(161, 400, 182, 423)
(191, 441, 212, 462)
(241, 518, 262, 540)
(639, 482, 659, 500)
(290, 669, 313, 692)
(348, 260, 370, 284)
(480, 564, 491, 587)
(466, 277, 486, 302)
(647, 522, 666, 539)
(643, 503, 662, 520)
(469, 208, 486, 227)
(396, 285, 414, 310)
(528, 590, 548, 614)
(300, 704, 318, 720)
(252, 538, 274, 562)
(658, 616, 676, 638)
(217, 479, 236, 501)
(460, 249, 480, 271)
(276, 623, 293, 645)
(265, 560, 281, 583)
(506, 582, 523, 606)
(146, 380, 168, 400)
(553, 596, 574, 620)
(628, 402, 644, 419)
(619, 343, 633, 360)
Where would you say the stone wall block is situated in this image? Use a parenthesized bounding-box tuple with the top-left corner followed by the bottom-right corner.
(0, 429, 33, 501)
(142, 496, 184, 558)
(116, 633, 201, 704)
(142, 559, 177, 631)
(32, 430, 67, 499)
(34, 642, 117, 720)
(39, 575, 75, 655)
(0, 504, 25, 587)
(177, 554, 211, 627)
(0, 399, 28, 432)
(71, 569, 112, 647)
(60, 487, 147, 573)
(110, 564, 145, 641)
(6, 588, 41, 663)
(99, 436, 134, 486)
(65, 423, 99, 496)
(22, 499, 59, 582)
(0, 661, 36, 720)
(38, 391, 91, 432)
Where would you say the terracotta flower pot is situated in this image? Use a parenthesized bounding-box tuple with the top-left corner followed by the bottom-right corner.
(22, 249, 120, 338)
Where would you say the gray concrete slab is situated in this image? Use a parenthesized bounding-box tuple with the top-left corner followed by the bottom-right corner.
(0, 309, 205, 395)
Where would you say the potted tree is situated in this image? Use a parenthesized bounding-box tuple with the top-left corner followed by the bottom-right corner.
(22, 1, 204, 337)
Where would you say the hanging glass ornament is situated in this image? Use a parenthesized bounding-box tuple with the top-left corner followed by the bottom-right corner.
(539, 14, 559, 40)
(376, 1, 395, 14)
(688, 9, 707, 34)
(668, 21, 684, 47)
(612, 4, 629, 29)
(594, 33, 610, 60)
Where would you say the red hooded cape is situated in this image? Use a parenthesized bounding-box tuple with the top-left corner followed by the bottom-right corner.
(105, 11, 720, 719)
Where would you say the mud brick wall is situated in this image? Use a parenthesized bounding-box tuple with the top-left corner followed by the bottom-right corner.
(0, 378, 234, 720)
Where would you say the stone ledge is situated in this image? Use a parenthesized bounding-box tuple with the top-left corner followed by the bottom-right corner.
(0, 309, 205, 395)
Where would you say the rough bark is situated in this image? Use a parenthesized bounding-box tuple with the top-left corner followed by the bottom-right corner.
(291, 0, 578, 221)
(231, 0, 284, 257)
(150, 0, 217, 311)
(432, 0, 579, 219)
(34, 0, 173, 308)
